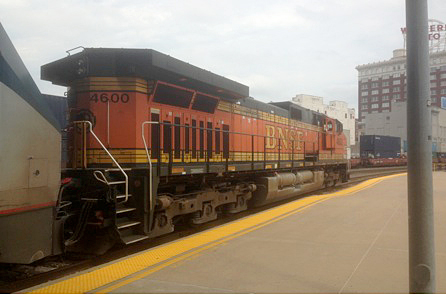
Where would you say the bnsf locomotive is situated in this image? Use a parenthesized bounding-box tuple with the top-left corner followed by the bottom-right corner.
(1, 43, 348, 264)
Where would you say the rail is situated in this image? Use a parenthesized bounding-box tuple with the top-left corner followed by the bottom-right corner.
(73, 120, 344, 178)
(140, 121, 342, 176)
(73, 121, 129, 203)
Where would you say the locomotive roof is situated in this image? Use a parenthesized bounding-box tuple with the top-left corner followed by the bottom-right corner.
(41, 48, 249, 102)
(268, 100, 345, 130)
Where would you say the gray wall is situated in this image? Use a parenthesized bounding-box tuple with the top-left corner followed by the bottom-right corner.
(363, 101, 446, 153)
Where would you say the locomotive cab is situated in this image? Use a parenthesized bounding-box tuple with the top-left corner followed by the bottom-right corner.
(323, 118, 335, 150)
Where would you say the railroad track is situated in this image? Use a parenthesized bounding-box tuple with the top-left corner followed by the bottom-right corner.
(0, 166, 413, 293)
(349, 166, 407, 182)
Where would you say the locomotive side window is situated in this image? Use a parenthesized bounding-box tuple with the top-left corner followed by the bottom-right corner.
(153, 83, 193, 108)
(163, 121, 172, 154)
(191, 94, 219, 113)
(223, 124, 229, 159)
(151, 112, 160, 159)
(192, 119, 197, 158)
(336, 120, 343, 133)
(199, 121, 204, 159)
(207, 122, 213, 159)
(174, 117, 181, 159)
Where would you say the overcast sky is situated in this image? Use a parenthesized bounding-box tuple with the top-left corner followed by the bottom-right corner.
(2, 0, 446, 113)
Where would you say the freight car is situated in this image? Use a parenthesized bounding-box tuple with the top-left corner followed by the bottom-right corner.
(1, 44, 348, 264)
(360, 135, 401, 159)
(349, 135, 406, 168)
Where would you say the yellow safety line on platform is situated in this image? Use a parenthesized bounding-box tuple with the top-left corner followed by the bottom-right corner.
(26, 173, 406, 294)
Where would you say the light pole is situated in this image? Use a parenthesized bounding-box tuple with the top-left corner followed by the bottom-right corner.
(405, 0, 436, 293)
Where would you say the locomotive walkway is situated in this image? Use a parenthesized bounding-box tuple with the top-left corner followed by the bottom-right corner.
(24, 172, 446, 293)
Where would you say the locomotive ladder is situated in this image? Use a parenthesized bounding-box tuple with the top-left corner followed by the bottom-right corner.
(74, 121, 149, 245)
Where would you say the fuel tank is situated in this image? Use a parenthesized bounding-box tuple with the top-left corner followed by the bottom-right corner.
(251, 170, 324, 207)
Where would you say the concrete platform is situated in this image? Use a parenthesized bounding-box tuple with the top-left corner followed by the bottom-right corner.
(25, 173, 446, 293)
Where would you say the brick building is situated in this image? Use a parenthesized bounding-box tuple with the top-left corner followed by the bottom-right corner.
(356, 49, 446, 122)
(355, 49, 446, 155)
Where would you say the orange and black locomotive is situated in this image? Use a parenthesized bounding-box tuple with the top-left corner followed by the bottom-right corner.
(41, 48, 348, 253)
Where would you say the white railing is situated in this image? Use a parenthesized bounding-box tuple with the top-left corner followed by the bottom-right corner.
(73, 120, 129, 203)
(141, 121, 159, 219)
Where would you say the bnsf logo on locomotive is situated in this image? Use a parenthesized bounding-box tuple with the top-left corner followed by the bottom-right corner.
(265, 125, 304, 150)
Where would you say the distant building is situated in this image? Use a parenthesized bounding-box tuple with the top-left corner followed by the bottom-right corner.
(356, 49, 446, 123)
(292, 94, 356, 143)
(291, 94, 356, 158)
(355, 20, 446, 156)
(363, 101, 446, 154)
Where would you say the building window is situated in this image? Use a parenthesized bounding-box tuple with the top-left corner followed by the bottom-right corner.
(431, 89, 437, 95)
(393, 80, 401, 85)
(362, 98, 368, 103)
(441, 89, 446, 94)
(382, 102, 390, 108)
(393, 94, 400, 99)
(361, 91, 368, 96)
(393, 87, 400, 92)
(371, 96, 379, 102)
(441, 73, 446, 79)
(371, 103, 379, 109)
(371, 82, 379, 88)
(371, 90, 379, 95)
(432, 97, 437, 103)
(361, 84, 368, 90)
(382, 81, 390, 87)
(441, 81, 446, 86)
(382, 95, 389, 100)
(382, 88, 390, 94)
(393, 73, 401, 78)
(361, 105, 368, 110)
(430, 82, 437, 87)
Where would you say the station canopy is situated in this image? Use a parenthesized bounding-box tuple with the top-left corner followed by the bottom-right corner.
(41, 48, 249, 102)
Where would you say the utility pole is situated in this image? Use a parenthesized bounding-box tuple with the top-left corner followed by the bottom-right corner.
(405, 0, 436, 293)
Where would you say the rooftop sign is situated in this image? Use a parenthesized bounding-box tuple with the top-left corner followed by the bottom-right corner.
(401, 19, 446, 53)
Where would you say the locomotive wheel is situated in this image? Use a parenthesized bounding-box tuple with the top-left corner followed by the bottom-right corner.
(325, 179, 336, 188)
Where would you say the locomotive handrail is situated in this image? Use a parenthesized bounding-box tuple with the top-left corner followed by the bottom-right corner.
(73, 120, 129, 203)
(141, 121, 159, 233)
(142, 120, 330, 177)
(154, 121, 309, 147)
